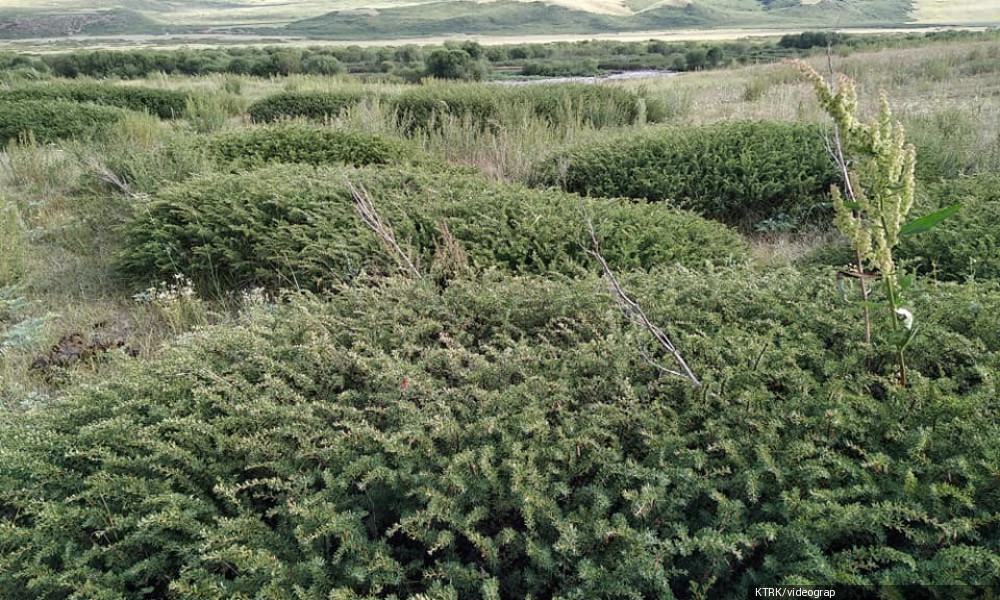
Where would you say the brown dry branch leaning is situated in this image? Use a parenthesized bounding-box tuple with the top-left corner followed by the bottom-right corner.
(348, 178, 423, 279)
(585, 216, 700, 388)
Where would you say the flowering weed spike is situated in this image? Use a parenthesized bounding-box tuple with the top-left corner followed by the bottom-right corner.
(795, 59, 920, 386)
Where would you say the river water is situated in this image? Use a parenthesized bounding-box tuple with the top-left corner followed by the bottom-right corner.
(495, 69, 679, 86)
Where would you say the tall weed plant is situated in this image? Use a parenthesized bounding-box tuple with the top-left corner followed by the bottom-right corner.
(798, 61, 960, 386)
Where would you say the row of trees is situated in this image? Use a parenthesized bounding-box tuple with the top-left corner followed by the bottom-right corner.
(0, 37, 825, 81)
(0, 29, 993, 81)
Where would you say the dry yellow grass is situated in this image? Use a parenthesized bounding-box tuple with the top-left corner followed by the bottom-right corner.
(911, 0, 1000, 24)
(633, 0, 692, 14)
(535, 0, 633, 16)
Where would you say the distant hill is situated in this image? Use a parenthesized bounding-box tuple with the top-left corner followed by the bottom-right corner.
(0, 8, 169, 39)
(283, 0, 916, 40)
(0, 0, 996, 41)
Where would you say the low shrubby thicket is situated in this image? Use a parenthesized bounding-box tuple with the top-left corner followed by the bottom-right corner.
(0, 100, 129, 143)
(0, 82, 189, 119)
(247, 90, 372, 122)
(208, 124, 414, 168)
(118, 163, 746, 290)
(534, 120, 839, 230)
(898, 174, 1000, 281)
(4, 37, 1000, 600)
(1, 269, 997, 599)
(391, 82, 665, 131)
(806, 174, 1000, 283)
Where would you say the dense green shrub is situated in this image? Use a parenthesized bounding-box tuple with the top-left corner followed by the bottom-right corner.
(390, 82, 664, 131)
(0, 99, 128, 143)
(119, 163, 746, 290)
(0, 82, 189, 119)
(534, 120, 839, 230)
(898, 174, 1000, 281)
(2, 269, 997, 599)
(247, 90, 371, 122)
(424, 47, 486, 80)
(209, 124, 413, 168)
(812, 174, 1000, 283)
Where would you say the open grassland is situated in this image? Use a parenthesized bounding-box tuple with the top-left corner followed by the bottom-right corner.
(2, 33, 1000, 598)
(911, 0, 1000, 25)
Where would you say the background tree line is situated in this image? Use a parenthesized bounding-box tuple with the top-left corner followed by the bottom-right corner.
(0, 29, 992, 82)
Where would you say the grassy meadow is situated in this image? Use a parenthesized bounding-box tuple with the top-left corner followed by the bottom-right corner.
(1, 33, 1000, 598)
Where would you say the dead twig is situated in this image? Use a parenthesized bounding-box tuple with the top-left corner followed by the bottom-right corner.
(86, 158, 140, 199)
(584, 217, 700, 388)
(348, 178, 422, 279)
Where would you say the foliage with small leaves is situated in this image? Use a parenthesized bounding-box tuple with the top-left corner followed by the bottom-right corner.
(533, 120, 838, 230)
(118, 163, 747, 291)
(1, 270, 997, 599)
(0, 82, 189, 118)
(208, 124, 413, 168)
(247, 90, 372, 123)
(0, 100, 129, 143)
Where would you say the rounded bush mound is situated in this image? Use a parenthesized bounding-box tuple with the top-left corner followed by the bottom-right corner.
(390, 82, 663, 132)
(247, 90, 370, 122)
(119, 163, 746, 290)
(897, 174, 1000, 281)
(0, 82, 189, 119)
(208, 124, 413, 168)
(0, 99, 129, 143)
(2, 271, 997, 598)
(534, 120, 839, 230)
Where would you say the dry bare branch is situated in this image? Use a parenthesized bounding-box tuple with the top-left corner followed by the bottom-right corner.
(584, 217, 700, 388)
(348, 178, 422, 279)
(431, 218, 471, 284)
(85, 158, 138, 199)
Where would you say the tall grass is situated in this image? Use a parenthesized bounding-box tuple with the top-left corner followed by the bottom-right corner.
(0, 134, 84, 222)
(0, 193, 27, 286)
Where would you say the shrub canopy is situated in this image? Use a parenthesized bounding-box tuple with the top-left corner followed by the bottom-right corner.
(0, 99, 129, 143)
(898, 174, 1000, 281)
(0, 82, 189, 119)
(208, 124, 414, 168)
(247, 90, 371, 122)
(807, 174, 1000, 282)
(534, 120, 839, 230)
(119, 163, 747, 291)
(2, 269, 997, 599)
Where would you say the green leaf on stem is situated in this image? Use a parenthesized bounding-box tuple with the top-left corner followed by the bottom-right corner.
(899, 204, 961, 237)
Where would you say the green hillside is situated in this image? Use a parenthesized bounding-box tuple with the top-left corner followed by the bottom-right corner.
(0, 0, 924, 41)
(285, 0, 914, 40)
(0, 8, 170, 39)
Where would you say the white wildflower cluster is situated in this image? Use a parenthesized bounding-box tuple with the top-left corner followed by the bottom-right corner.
(133, 273, 197, 304)
(241, 287, 268, 307)
(895, 308, 914, 331)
